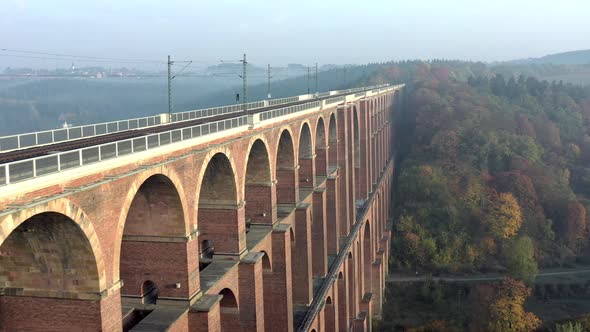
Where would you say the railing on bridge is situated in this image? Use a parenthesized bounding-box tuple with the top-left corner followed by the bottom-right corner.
(0, 84, 390, 153)
(0, 84, 400, 187)
(268, 95, 300, 106)
(324, 96, 345, 105)
(259, 101, 321, 121)
(170, 100, 266, 123)
(0, 115, 162, 153)
(1, 116, 248, 185)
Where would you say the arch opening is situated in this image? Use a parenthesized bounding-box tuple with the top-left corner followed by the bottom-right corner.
(276, 130, 298, 205)
(141, 280, 158, 305)
(0, 212, 102, 329)
(315, 118, 328, 177)
(298, 123, 314, 196)
(219, 288, 240, 331)
(198, 153, 240, 265)
(261, 251, 272, 273)
(353, 108, 361, 202)
(245, 139, 274, 227)
(0, 212, 100, 294)
(120, 174, 186, 299)
(328, 114, 338, 171)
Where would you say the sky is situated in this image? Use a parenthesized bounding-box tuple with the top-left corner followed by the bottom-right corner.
(1, 0, 589, 69)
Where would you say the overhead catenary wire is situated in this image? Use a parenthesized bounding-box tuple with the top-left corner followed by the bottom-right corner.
(0, 48, 164, 63)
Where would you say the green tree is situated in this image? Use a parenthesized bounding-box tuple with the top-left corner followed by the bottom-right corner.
(506, 236, 538, 284)
(555, 322, 584, 332)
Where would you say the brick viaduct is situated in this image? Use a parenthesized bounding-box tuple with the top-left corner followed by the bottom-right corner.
(0, 86, 402, 331)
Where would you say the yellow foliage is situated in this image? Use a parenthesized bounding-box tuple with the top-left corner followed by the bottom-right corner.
(487, 192, 523, 239)
(488, 279, 541, 332)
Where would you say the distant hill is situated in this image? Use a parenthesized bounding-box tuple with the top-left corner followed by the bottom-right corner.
(509, 49, 590, 65)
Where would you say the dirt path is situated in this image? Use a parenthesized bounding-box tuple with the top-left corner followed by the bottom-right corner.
(386, 268, 590, 283)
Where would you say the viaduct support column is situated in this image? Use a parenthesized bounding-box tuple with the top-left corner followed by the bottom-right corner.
(312, 188, 328, 277)
(336, 106, 351, 240)
(337, 270, 350, 331)
(265, 224, 294, 331)
(326, 174, 340, 256)
(239, 252, 265, 332)
(358, 100, 370, 201)
(292, 203, 313, 305)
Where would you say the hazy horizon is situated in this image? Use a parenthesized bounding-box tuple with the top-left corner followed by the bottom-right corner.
(2, 0, 589, 69)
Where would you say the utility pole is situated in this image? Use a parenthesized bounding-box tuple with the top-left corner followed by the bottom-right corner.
(307, 66, 311, 94)
(314, 62, 318, 97)
(166, 55, 191, 122)
(167, 55, 173, 121)
(241, 53, 247, 111)
(343, 66, 347, 85)
(267, 64, 272, 99)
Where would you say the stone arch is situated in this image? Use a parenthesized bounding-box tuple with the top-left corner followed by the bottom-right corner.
(0, 206, 106, 330)
(0, 212, 101, 294)
(275, 129, 298, 205)
(123, 174, 186, 236)
(120, 173, 188, 298)
(244, 138, 274, 225)
(114, 166, 189, 282)
(197, 152, 239, 206)
(298, 122, 314, 195)
(219, 287, 239, 308)
(315, 117, 328, 177)
(328, 113, 338, 170)
(197, 152, 242, 258)
(219, 288, 240, 331)
(260, 250, 272, 272)
(0, 198, 106, 291)
(298, 121, 314, 159)
(324, 294, 335, 332)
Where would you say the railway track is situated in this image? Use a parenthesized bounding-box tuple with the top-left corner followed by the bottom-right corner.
(0, 91, 355, 164)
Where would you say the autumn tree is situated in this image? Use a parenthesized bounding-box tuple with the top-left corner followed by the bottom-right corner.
(488, 278, 541, 332)
(559, 201, 587, 248)
(485, 192, 523, 240)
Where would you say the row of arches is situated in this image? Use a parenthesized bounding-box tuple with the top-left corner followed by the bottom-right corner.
(0, 93, 396, 331)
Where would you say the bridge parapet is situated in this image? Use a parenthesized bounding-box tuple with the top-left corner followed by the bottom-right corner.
(0, 84, 403, 189)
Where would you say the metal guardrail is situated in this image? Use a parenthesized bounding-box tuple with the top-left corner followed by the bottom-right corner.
(0, 115, 162, 152)
(259, 101, 321, 122)
(269, 96, 299, 106)
(0, 84, 400, 187)
(170, 100, 266, 123)
(0, 84, 391, 153)
(324, 96, 345, 105)
(1, 116, 248, 186)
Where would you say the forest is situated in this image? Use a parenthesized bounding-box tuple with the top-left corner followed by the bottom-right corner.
(364, 60, 590, 330)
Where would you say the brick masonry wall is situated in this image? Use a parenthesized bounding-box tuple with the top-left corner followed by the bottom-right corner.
(0, 89, 399, 331)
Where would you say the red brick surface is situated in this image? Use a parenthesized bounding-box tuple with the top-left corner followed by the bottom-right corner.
(0, 90, 398, 331)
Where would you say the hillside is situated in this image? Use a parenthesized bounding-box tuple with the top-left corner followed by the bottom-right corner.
(510, 49, 590, 65)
